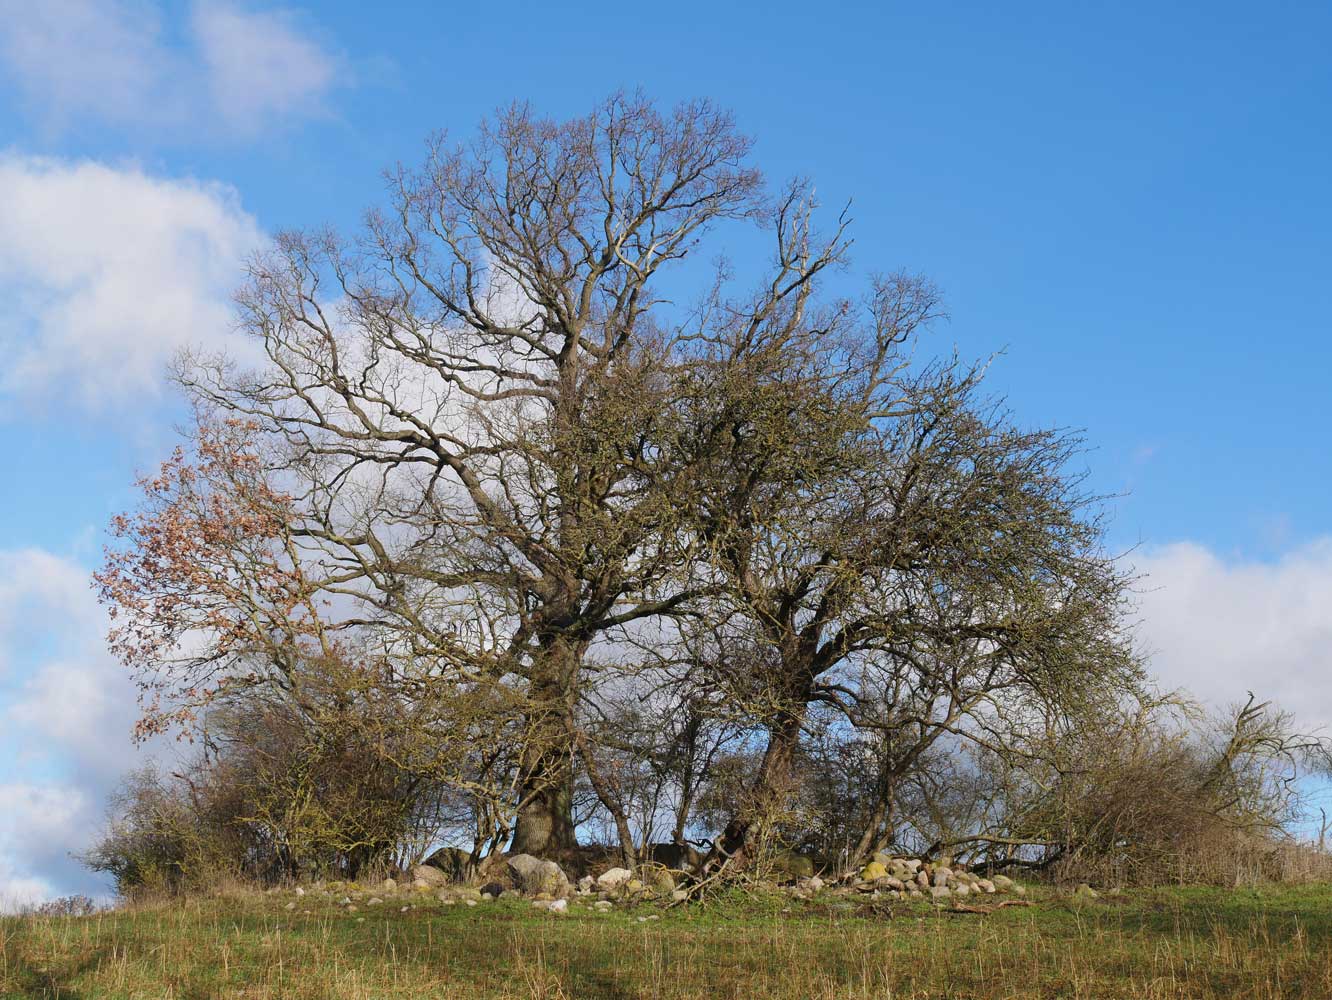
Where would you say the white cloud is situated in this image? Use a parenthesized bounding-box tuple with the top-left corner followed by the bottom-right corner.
(0, 548, 99, 676)
(0, 155, 265, 406)
(0, 870, 56, 913)
(0, 0, 343, 137)
(0, 547, 155, 904)
(0, 0, 165, 129)
(0, 783, 95, 907)
(193, 3, 338, 132)
(9, 659, 144, 785)
(1135, 537, 1332, 730)
(0, 552, 142, 777)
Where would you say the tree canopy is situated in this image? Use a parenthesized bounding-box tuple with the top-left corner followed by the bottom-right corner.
(96, 94, 1314, 885)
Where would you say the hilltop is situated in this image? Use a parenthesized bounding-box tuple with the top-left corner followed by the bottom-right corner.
(5, 882, 1332, 999)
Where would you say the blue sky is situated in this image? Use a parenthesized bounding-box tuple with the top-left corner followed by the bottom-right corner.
(0, 0, 1329, 903)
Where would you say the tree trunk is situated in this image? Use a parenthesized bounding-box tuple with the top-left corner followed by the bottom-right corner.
(576, 732, 638, 867)
(705, 700, 808, 873)
(509, 633, 584, 856)
(510, 759, 578, 855)
(705, 636, 822, 874)
(848, 784, 894, 873)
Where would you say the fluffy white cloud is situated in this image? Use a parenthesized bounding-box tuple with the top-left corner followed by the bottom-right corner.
(0, 155, 265, 406)
(0, 0, 164, 129)
(0, 868, 56, 912)
(1135, 537, 1332, 730)
(0, 0, 342, 137)
(8, 659, 144, 785)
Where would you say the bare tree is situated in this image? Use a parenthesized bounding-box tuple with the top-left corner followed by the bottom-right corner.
(679, 269, 1140, 873)
(949, 691, 1332, 884)
(104, 94, 778, 854)
(98, 94, 1169, 879)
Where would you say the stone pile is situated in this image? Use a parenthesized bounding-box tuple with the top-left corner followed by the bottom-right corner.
(264, 850, 1035, 918)
(311, 854, 693, 917)
(830, 853, 1025, 902)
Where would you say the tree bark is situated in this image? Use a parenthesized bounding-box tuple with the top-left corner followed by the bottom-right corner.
(706, 698, 808, 872)
(848, 782, 895, 872)
(510, 758, 578, 855)
(509, 633, 585, 856)
(576, 732, 638, 867)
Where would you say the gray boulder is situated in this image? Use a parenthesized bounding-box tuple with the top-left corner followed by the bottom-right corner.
(411, 865, 449, 888)
(506, 854, 570, 897)
(646, 867, 676, 893)
(596, 867, 634, 890)
(423, 846, 473, 882)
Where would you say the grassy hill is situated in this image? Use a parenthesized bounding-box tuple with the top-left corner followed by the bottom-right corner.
(3, 883, 1331, 999)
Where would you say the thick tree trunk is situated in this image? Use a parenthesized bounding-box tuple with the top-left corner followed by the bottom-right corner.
(705, 700, 808, 873)
(510, 759, 578, 855)
(705, 637, 822, 874)
(509, 633, 585, 856)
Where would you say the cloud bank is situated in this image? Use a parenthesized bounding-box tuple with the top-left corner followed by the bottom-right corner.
(0, 0, 343, 138)
(0, 548, 152, 909)
(1134, 538, 1332, 729)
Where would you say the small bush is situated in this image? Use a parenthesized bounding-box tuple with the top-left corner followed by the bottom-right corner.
(25, 895, 100, 918)
(82, 764, 244, 897)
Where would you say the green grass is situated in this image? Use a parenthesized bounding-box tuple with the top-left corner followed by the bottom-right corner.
(4, 883, 1332, 999)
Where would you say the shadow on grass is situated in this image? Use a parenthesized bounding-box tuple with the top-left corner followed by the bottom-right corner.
(5, 948, 108, 999)
(1008, 886, 1332, 956)
(563, 971, 641, 1000)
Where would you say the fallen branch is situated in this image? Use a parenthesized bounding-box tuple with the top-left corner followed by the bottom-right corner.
(666, 863, 738, 908)
(946, 899, 1035, 915)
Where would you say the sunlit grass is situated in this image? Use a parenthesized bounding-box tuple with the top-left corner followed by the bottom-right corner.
(3, 884, 1331, 998)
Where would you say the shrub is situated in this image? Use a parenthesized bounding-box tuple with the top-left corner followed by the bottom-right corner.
(82, 764, 245, 897)
(25, 895, 99, 918)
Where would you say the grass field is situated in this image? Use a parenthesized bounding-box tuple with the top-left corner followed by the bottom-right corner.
(4, 883, 1332, 999)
